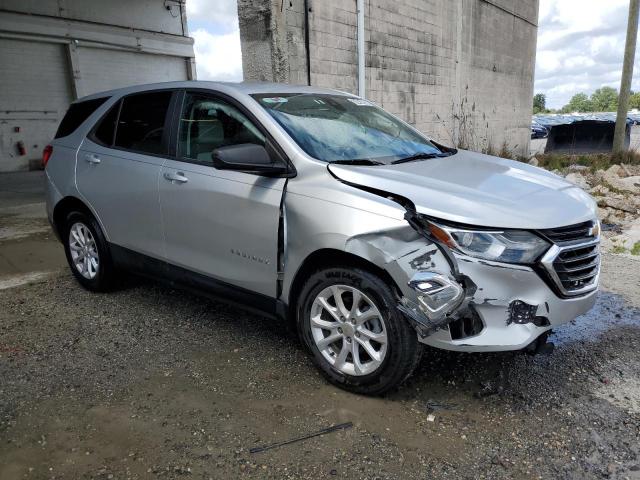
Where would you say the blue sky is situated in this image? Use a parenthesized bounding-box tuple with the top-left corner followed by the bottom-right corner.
(188, 0, 640, 109)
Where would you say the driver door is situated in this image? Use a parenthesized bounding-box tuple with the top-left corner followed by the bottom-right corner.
(159, 91, 286, 297)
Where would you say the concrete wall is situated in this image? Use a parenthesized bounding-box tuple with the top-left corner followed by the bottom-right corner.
(238, 0, 538, 158)
(0, 0, 195, 172)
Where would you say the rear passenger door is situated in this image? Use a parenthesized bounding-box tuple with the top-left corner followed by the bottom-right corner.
(76, 90, 176, 260)
(159, 90, 286, 297)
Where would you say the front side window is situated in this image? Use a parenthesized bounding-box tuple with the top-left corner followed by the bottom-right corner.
(114, 91, 172, 155)
(178, 93, 265, 164)
(252, 93, 445, 164)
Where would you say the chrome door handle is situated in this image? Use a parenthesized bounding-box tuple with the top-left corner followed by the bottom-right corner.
(163, 171, 189, 184)
(85, 154, 101, 164)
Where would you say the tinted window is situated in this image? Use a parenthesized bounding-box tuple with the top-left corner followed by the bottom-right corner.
(114, 91, 172, 155)
(92, 100, 121, 146)
(252, 93, 442, 164)
(178, 93, 265, 163)
(55, 97, 109, 138)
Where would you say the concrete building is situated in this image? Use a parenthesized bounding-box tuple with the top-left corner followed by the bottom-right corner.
(0, 0, 195, 172)
(238, 0, 538, 158)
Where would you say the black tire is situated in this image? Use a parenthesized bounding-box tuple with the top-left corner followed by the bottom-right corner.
(62, 210, 117, 292)
(297, 267, 422, 395)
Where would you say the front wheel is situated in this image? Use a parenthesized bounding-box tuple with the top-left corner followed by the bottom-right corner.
(297, 267, 422, 395)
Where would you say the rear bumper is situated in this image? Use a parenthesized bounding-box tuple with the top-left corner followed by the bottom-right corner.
(418, 254, 597, 352)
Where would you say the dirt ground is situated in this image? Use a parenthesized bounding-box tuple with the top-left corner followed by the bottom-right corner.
(1, 172, 639, 480)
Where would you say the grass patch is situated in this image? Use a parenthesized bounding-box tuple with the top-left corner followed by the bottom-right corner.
(532, 151, 640, 172)
(631, 242, 640, 256)
(612, 245, 628, 254)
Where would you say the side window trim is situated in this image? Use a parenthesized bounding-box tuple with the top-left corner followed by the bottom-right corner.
(88, 98, 121, 147)
(87, 89, 179, 160)
(171, 88, 295, 176)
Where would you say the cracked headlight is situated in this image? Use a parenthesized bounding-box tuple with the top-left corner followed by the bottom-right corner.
(427, 222, 550, 264)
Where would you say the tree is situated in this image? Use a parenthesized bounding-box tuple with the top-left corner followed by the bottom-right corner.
(561, 93, 593, 113)
(591, 86, 619, 112)
(630, 91, 640, 109)
(533, 93, 547, 114)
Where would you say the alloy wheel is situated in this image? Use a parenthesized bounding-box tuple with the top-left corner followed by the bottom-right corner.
(310, 285, 388, 376)
(68, 222, 99, 280)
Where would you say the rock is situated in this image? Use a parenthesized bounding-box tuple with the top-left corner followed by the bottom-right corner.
(595, 169, 640, 194)
(564, 173, 590, 190)
(620, 164, 633, 177)
(616, 176, 640, 194)
(591, 185, 610, 196)
(606, 164, 623, 177)
(567, 164, 589, 171)
(528, 157, 539, 167)
(597, 197, 638, 214)
(609, 218, 640, 250)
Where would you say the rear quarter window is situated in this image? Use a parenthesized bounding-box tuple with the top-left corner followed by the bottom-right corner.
(55, 97, 109, 139)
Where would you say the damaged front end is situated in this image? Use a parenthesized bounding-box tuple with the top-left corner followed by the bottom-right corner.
(347, 205, 598, 353)
(343, 216, 475, 339)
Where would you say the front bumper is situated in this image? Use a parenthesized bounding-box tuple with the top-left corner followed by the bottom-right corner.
(414, 254, 597, 352)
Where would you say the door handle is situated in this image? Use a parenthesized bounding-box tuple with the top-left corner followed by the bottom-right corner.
(84, 154, 101, 165)
(163, 171, 189, 184)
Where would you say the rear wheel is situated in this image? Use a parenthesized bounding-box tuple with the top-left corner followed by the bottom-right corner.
(297, 267, 422, 395)
(63, 211, 116, 291)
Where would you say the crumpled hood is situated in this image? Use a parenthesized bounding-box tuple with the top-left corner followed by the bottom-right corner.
(328, 149, 598, 229)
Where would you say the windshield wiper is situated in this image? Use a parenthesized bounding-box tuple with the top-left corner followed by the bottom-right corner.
(330, 159, 385, 166)
(391, 152, 453, 165)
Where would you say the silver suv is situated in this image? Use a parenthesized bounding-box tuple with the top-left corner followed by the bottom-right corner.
(45, 81, 600, 394)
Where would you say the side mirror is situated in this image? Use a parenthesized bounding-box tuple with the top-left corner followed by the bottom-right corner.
(211, 143, 287, 175)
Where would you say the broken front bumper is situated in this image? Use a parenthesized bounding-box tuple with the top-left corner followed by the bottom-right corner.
(408, 253, 597, 352)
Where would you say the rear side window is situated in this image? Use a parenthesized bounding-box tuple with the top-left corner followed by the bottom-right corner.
(92, 100, 121, 146)
(114, 91, 172, 155)
(55, 97, 109, 138)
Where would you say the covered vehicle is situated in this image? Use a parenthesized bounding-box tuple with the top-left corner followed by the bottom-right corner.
(45, 82, 600, 395)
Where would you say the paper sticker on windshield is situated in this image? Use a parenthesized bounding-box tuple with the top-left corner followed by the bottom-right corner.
(347, 98, 372, 106)
(262, 97, 288, 104)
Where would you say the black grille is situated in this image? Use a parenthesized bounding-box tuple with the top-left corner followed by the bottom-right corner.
(553, 243, 599, 292)
(538, 220, 600, 295)
(540, 221, 594, 244)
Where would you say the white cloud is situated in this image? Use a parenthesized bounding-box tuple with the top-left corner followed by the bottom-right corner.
(535, 0, 639, 108)
(187, 0, 239, 31)
(187, 0, 243, 82)
(192, 28, 243, 82)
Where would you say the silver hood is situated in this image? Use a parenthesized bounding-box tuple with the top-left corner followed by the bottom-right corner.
(328, 150, 598, 229)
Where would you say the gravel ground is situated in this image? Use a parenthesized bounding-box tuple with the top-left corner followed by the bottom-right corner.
(1, 173, 639, 479)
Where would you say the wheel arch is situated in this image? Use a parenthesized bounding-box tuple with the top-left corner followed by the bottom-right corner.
(287, 248, 403, 320)
(52, 196, 95, 238)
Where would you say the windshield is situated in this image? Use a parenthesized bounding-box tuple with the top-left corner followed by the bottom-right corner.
(252, 93, 446, 164)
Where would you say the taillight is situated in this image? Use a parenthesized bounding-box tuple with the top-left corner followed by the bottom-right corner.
(42, 145, 53, 168)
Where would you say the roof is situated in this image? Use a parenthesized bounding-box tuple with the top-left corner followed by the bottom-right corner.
(77, 80, 354, 103)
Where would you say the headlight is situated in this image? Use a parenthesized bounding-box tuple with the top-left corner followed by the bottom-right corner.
(427, 221, 550, 264)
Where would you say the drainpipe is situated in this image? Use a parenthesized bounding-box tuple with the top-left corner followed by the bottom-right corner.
(357, 0, 365, 98)
(304, 0, 311, 86)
